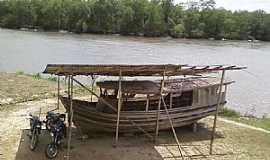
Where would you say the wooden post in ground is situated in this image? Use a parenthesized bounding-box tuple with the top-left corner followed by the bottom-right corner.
(67, 76, 73, 160)
(67, 76, 70, 99)
(57, 76, 60, 110)
(155, 70, 165, 143)
(90, 75, 95, 102)
(161, 96, 184, 160)
(115, 70, 122, 146)
(210, 70, 226, 155)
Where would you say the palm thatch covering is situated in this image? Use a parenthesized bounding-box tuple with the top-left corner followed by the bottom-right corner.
(43, 64, 246, 76)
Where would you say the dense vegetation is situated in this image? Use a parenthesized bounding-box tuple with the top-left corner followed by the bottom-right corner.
(0, 0, 270, 41)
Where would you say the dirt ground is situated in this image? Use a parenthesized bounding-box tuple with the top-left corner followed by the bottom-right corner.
(1, 73, 270, 160)
(0, 99, 270, 160)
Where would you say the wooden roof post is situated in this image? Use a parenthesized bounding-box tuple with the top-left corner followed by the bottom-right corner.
(169, 93, 173, 109)
(155, 69, 166, 143)
(90, 75, 95, 102)
(67, 75, 74, 160)
(114, 69, 122, 147)
(210, 69, 226, 155)
(57, 76, 60, 110)
(145, 95, 150, 112)
(68, 76, 70, 99)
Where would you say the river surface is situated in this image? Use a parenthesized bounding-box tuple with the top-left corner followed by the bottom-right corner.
(1, 28, 270, 117)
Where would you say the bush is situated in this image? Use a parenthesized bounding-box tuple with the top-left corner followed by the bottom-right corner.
(16, 71, 24, 75)
(220, 107, 241, 118)
(47, 76, 57, 82)
(32, 73, 41, 79)
(171, 23, 185, 38)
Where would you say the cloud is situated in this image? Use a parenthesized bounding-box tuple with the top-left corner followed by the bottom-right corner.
(175, 0, 270, 12)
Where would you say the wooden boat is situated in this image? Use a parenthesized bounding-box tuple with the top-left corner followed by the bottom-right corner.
(60, 77, 232, 133)
(43, 64, 244, 135)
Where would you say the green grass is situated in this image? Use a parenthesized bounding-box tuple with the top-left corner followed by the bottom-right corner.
(220, 107, 270, 131)
(15, 71, 24, 75)
(47, 76, 57, 82)
(32, 73, 41, 79)
(220, 107, 241, 118)
(227, 117, 270, 131)
(32, 73, 57, 82)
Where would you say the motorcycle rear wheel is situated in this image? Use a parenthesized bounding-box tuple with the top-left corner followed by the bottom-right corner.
(45, 143, 58, 159)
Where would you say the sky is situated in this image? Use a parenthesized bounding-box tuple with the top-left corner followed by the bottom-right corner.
(175, 0, 270, 12)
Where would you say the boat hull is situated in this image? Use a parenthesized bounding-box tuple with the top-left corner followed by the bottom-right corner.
(60, 96, 218, 134)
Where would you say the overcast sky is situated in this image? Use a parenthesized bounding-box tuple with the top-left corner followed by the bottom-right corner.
(175, 0, 270, 12)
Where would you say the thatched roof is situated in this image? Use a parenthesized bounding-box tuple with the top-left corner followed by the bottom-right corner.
(43, 64, 245, 77)
(97, 81, 160, 94)
(96, 78, 234, 94)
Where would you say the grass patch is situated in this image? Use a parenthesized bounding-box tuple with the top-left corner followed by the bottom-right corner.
(220, 107, 241, 118)
(230, 117, 270, 131)
(47, 76, 57, 82)
(16, 71, 24, 75)
(32, 73, 41, 79)
(220, 107, 270, 131)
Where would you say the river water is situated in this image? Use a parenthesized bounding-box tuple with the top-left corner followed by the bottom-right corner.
(0, 28, 270, 117)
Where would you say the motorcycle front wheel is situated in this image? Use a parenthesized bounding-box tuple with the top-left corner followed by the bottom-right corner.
(45, 143, 58, 159)
(29, 129, 38, 151)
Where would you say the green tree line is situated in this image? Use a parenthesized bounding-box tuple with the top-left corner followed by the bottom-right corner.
(0, 0, 270, 41)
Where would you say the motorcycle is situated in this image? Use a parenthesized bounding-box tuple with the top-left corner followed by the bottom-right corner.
(28, 113, 42, 151)
(45, 113, 66, 159)
(45, 112, 63, 131)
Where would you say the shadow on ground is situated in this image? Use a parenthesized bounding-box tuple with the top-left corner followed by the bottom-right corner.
(15, 123, 229, 160)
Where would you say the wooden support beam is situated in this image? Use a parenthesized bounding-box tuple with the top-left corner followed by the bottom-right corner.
(68, 76, 70, 99)
(161, 96, 184, 160)
(145, 95, 149, 112)
(169, 93, 173, 109)
(57, 76, 60, 110)
(115, 70, 122, 146)
(210, 70, 226, 155)
(90, 75, 95, 102)
(67, 76, 73, 160)
(155, 71, 165, 142)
